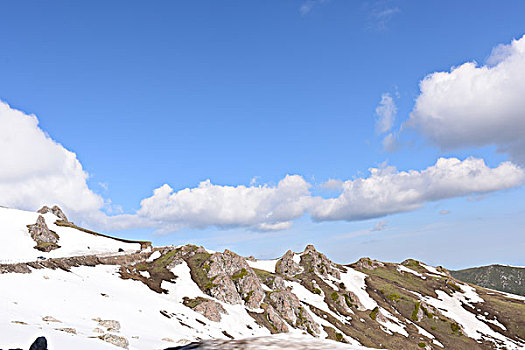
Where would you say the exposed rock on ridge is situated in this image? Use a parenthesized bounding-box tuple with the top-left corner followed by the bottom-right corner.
(27, 215, 60, 252)
(38, 205, 69, 222)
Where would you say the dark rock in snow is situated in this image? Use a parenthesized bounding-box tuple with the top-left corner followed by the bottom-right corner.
(29, 336, 47, 350)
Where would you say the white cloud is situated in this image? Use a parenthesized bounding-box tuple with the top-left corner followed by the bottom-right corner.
(368, 4, 400, 31)
(299, 0, 328, 15)
(310, 157, 524, 222)
(0, 101, 104, 218)
(1, 100, 523, 233)
(382, 132, 398, 152)
(408, 35, 525, 164)
(137, 176, 312, 231)
(375, 93, 397, 134)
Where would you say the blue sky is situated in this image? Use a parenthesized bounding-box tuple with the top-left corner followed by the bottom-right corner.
(1, 1, 524, 269)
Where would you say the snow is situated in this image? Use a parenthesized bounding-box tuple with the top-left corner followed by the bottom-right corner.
(337, 268, 377, 310)
(0, 207, 140, 263)
(0, 261, 271, 349)
(376, 308, 408, 337)
(476, 314, 506, 331)
(458, 283, 484, 304)
(292, 253, 301, 264)
(147, 250, 161, 262)
(284, 281, 349, 324)
(397, 265, 426, 279)
(247, 259, 278, 273)
(406, 319, 435, 340)
(420, 263, 447, 276)
(423, 290, 521, 349)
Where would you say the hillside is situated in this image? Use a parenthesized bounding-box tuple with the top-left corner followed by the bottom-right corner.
(1, 207, 524, 350)
(451, 265, 525, 297)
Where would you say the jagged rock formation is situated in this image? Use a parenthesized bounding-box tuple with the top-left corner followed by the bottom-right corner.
(37, 205, 69, 222)
(27, 215, 60, 252)
(275, 250, 302, 277)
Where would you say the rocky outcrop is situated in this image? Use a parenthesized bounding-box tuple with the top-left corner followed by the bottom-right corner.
(27, 215, 59, 252)
(275, 250, 302, 277)
(272, 276, 286, 291)
(269, 289, 320, 334)
(185, 297, 228, 322)
(206, 250, 265, 309)
(99, 333, 129, 349)
(262, 303, 289, 333)
(301, 245, 340, 279)
(95, 319, 121, 332)
(355, 257, 385, 270)
(37, 205, 69, 222)
(208, 274, 243, 305)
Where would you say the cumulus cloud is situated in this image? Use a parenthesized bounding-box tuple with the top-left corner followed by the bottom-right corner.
(137, 176, 312, 231)
(310, 157, 524, 222)
(0, 101, 104, 217)
(375, 93, 397, 134)
(2, 100, 523, 233)
(408, 35, 525, 164)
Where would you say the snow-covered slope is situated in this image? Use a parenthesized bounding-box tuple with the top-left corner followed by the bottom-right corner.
(0, 207, 141, 263)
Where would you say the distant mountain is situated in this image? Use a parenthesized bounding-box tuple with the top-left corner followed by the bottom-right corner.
(451, 265, 525, 297)
(1, 206, 524, 350)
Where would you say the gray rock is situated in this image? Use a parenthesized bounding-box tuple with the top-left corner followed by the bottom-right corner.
(37, 205, 69, 222)
(263, 304, 289, 333)
(99, 333, 129, 349)
(269, 290, 320, 334)
(27, 215, 59, 252)
(275, 250, 302, 277)
(208, 274, 243, 305)
(97, 319, 121, 332)
(302, 245, 340, 279)
(205, 250, 265, 309)
(193, 299, 228, 322)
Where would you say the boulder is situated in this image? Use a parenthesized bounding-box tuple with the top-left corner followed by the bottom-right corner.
(193, 299, 228, 322)
(29, 336, 47, 350)
(99, 334, 129, 349)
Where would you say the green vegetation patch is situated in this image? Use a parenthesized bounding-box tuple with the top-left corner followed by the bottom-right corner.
(232, 268, 248, 281)
(387, 293, 401, 301)
(412, 302, 421, 321)
(330, 292, 339, 301)
(369, 306, 379, 320)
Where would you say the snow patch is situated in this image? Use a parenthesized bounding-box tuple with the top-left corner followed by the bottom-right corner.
(247, 259, 278, 273)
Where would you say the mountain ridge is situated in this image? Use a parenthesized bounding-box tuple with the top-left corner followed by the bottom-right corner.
(1, 206, 524, 350)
